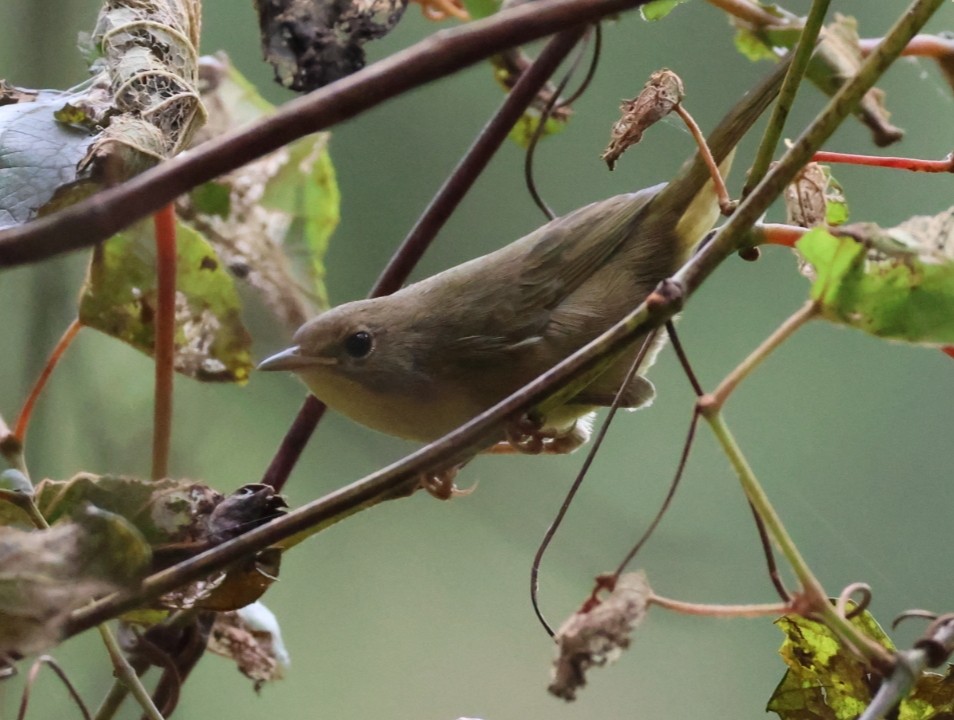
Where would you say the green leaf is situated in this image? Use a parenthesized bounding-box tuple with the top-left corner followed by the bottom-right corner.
(797, 218, 954, 346)
(733, 25, 801, 63)
(902, 667, 954, 720)
(460, 0, 498, 19)
(640, 0, 690, 21)
(78, 221, 253, 383)
(508, 112, 567, 149)
(190, 180, 231, 218)
(260, 133, 339, 310)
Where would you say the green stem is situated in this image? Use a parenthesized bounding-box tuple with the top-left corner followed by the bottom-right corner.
(706, 300, 818, 409)
(98, 624, 164, 720)
(703, 411, 893, 668)
(92, 680, 130, 720)
(744, 0, 831, 196)
(650, 593, 789, 618)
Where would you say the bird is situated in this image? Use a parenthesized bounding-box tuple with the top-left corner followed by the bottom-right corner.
(258, 65, 785, 477)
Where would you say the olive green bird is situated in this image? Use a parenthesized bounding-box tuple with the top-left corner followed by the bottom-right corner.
(259, 67, 784, 453)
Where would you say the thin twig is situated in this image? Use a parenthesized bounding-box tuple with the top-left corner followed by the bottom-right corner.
(530, 332, 657, 637)
(859, 33, 954, 58)
(811, 151, 954, 173)
(744, 0, 831, 196)
(98, 625, 164, 720)
(613, 407, 700, 576)
(524, 41, 584, 221)
(14, 319, 82, 443)
(703, 411, 893, 669)
(703, 300, 819, 412)
(705, 0, 794, 27)
(649, 593, 789, 618)
(665, 323, 790, 602)
(674, 105, 732, 213)
(17, 656, 92, 720)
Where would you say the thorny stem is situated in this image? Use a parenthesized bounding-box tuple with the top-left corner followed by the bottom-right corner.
(649, 593, 789, 618)
(0, 0, 651, 268)
(64, 0, 942, 640)
(152, 204, 177, 481)
(703, 300, 819, 411)
(702, 411, 893, 668)
(98, 625, 164, 720)
(744, 0, 830, 196)
(261, 24, 591, 492)
(13, 319, 82, 444)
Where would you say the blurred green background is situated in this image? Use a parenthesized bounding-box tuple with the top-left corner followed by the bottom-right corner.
(2, 1, 954, 718)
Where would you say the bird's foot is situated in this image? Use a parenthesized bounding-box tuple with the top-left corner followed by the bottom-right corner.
(417, 465, 477, 500)
(490, 414, 591, 455)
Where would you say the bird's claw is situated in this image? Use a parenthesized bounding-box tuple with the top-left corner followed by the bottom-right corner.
(417, 466, 477, 500)
(497, 414, 590, 455)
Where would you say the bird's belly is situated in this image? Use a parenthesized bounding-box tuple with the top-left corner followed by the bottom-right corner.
(306, 374, 490, 443)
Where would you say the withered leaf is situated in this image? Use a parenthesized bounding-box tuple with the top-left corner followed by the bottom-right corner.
(549, 572, 651, 701)
(0, 506, 151, 656)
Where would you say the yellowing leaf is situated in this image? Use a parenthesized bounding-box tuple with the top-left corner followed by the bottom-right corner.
(78, 218, 253, 382)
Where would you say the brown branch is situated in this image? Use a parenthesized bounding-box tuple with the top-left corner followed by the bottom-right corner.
(0, 0, 649, 269)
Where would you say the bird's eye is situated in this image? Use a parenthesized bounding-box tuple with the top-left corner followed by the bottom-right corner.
(343, 330, 373, 359)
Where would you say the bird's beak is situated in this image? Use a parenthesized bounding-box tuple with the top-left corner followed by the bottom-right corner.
(257, 346, 335, 372)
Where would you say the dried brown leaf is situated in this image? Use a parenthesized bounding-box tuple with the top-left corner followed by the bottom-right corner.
(549, 572, 651, 701)
(602, 69, 684, 170)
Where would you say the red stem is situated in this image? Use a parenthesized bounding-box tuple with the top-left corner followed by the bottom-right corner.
(152, 204, 177, 480)
(757, 223, 807, 248)
(14, 319, 83, 443)
(812, 151, 954, 173)
(859, 34, 954, 58)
